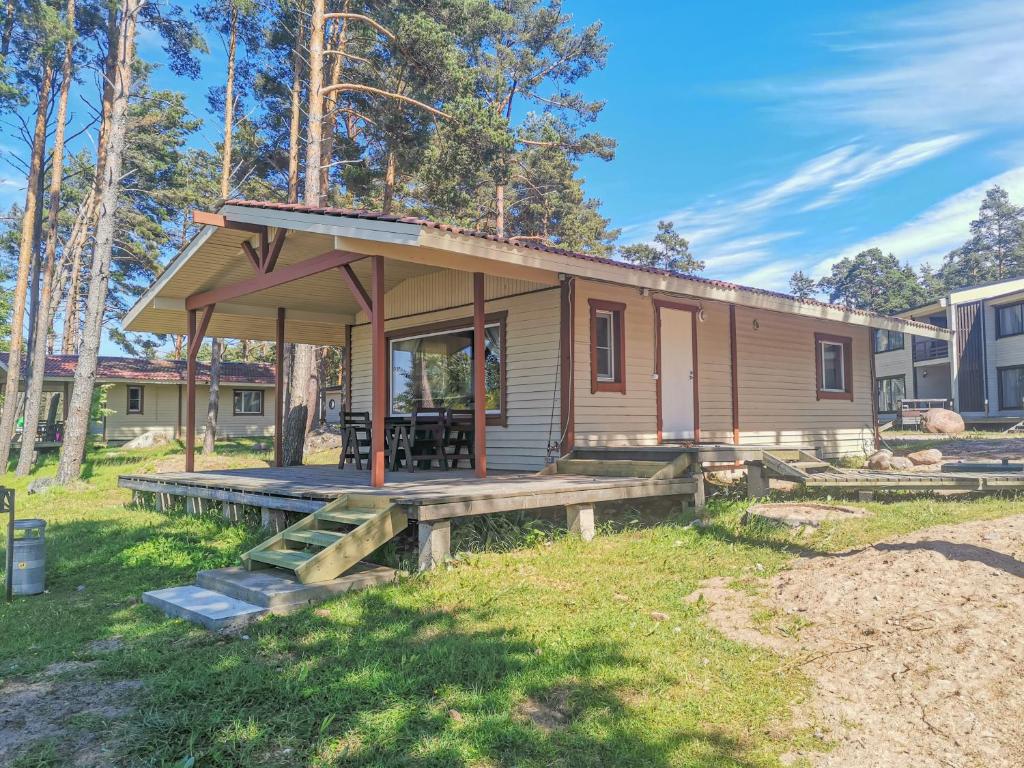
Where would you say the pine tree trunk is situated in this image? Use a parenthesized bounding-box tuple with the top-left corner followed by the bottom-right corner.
(204, 2, 238, 457)
(203, 337, 220, 454)
(56, 0, 139, 484)
(286, 5, 305, 204)
(495, 184, 505, 237)
(319, 1, 348, 198)
(0, 64, 53, 472)
(382, 148, 396, 213)
(281, 0, 325, 466)
(16, 0, 75, 476)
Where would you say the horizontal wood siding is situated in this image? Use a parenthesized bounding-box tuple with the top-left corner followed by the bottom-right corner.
(104, 382, 276, 442)
(351, 271, 560, 471)
(573, 282, 658, 446)
(694, 301, 734, 443)
(733, 307, 874, 457)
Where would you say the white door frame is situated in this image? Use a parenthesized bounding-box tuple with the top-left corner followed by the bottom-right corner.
(655, 299, 700, 442)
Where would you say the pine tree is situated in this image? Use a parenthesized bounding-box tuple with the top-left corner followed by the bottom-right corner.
(619, 221, 703, 275)
(819, 248, 925, 314)
(788, 270, 817, 299)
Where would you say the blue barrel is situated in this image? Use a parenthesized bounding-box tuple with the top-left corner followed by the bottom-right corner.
(11, 519, 46, 596)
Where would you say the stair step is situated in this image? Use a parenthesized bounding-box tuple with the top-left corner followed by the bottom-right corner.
(556, 459, 667, 477)
(285, 529, 346, 547)
(793, 461, 829, 470)
(142, 585, 266, 631)
(317, 507, 381, 525)
(248, 549, 313, 570)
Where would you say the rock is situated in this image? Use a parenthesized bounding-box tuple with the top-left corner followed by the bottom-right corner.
(866, 449, 893, 470)
(650, 611, 670, 622)
(907, 448, 943, 466)
(888, 456, 914, 471)
(448, 709, 464, 722)
(27, 476, 57, 494)
(920, 408, 965, 435)
(122, 430, 170, 450)
(304, 425, 342, 455)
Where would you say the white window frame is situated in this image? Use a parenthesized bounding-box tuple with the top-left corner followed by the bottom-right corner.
(233, 389, 264, 416)
(819, 341, 847, 393)
(388, 321, 502, 418)
(594, 310, 616, 382)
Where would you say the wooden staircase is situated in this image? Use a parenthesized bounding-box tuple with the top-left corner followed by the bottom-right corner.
(544, 447, 696, 480)
(762, 450, 833, 480)
(242, 495, 407, 584)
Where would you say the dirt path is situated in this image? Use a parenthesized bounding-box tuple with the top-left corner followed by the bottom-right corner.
(690, 515, 1024, 767)
(885, 436, 1024, 463)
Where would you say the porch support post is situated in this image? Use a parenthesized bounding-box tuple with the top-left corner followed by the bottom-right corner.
(185, 308, 197, 472)
(275, 308, 285, 467)
(472, 272, 487, 477)
(370, 256, 386, 487)
(729, 304, 740, 446)
(559, 277, 575, 456)
(61, 381, 69, 420)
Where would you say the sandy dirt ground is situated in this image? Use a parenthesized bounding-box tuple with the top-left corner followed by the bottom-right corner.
(688, 515, 1024, 767)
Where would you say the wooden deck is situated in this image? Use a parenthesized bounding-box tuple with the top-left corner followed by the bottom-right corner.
(119, 464, 700, 520)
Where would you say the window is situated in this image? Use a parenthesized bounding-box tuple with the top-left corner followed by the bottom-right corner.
(589, 299, 626, 393)
(996, 302, 1024, 339)
(873, 329, 905, 353)
(876, 375, 906, 414)
(389, 316, 504, 421)
(126, 386, 143, 414)
(998, 366, 1024, 410)
(233, 389, 264, 416)
(814, 333, 853, 400)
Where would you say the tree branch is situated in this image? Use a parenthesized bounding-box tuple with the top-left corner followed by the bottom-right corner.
(319, 83, 450, 119)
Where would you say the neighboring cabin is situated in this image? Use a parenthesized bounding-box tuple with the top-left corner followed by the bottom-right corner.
(0, 354, 276, 444)
(874, 276, 1024, 424)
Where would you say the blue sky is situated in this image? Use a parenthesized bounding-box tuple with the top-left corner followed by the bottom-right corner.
(4, 0, 1024, 304)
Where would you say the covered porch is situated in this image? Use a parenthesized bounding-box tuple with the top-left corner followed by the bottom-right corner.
(124, 203, 566, 487)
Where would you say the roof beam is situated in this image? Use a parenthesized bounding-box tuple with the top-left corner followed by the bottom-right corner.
(185, 250, 367, 311)
(192, 209, 267, 235)
(338, 264, 372, 317)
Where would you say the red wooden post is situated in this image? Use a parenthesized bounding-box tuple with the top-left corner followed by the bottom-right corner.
(473, 272, 487, 477)
(370, 256, 386, 487)
(185, 308, 197, 472)
(275, 308, 285, 467)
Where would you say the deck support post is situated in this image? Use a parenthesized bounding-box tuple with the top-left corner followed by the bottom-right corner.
(370, 256, 386, 488)
(566, 503, 595, 542)
(746, 461, 769, 498)
(275, 308, 285, 467)
(186, 309, 197, 472)
(261, 507, 287, 533)
(222, 501, 242, 523)
(690, 472, 706, 512)
(473, 272, 487, 477)
(418, 519, 451, 571)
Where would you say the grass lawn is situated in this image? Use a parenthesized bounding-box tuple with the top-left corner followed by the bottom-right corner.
(1, 442, 1021, 767)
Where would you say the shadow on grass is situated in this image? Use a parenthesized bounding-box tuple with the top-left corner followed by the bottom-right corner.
(110, 587, 767, 768)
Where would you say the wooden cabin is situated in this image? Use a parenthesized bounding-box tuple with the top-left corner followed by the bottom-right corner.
(123, 202, 949, 484)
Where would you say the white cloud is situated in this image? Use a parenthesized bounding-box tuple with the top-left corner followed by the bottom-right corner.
(793, 1, 1024, 131)
(814, 165, 1024, 276)
(802, 133, 973, 210)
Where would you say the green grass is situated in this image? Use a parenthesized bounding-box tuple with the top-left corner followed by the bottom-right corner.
(0, 444, 1020, 767)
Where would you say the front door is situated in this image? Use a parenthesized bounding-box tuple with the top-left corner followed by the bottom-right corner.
(659, 307, 696, 440)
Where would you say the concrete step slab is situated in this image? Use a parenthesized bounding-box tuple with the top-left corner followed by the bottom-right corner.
(142, 585, 267, 631)
(196, 562, 396, 613)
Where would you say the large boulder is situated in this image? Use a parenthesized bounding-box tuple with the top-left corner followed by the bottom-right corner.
(305, 424, 343, 455)
(888, 456, 915, 471)
(920, 408, 965, 435)
(866, 449, 893, 470)
(907, 448, 943, 466)
(121, 430, 170, 450)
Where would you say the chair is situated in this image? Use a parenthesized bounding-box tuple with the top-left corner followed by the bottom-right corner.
(406, 408, 450, 471)
(338, 411, 371, 469)
(446, 409, 475, 469)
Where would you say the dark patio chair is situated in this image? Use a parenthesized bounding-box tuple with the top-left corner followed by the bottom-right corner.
(406, 408, 450, 471)
(338, 411, 371, 469)
(447, 408, 475, 469)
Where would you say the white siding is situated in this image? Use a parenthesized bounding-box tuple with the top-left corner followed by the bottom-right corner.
(350, 271, 560, 471)
(104, 382, 275, 442)
(987, 301, 1024, 415)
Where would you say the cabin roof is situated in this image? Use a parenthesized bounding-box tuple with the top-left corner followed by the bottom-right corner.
(0, 354, 276, 385)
